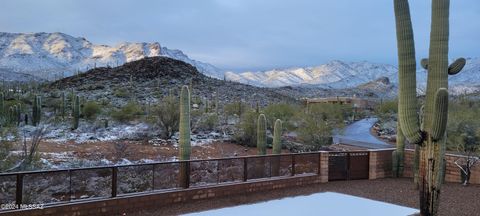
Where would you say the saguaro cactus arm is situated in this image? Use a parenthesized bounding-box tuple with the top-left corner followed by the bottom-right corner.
(421, 58, 429, 70)
(431, 88, 448, 141)
(394, 0, 424, 144)
(448, 58, 466, 75)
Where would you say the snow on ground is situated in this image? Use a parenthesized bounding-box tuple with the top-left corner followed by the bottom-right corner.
(185, 192, 418, 216)
(37, 122, 152, 143)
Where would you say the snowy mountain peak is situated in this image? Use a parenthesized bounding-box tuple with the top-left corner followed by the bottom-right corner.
(0, 32, 223, 80)
(225, 60, 398, 88)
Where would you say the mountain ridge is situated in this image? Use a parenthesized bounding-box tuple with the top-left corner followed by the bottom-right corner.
(1, 32, 479, 95)
(0, 32, 223, 80)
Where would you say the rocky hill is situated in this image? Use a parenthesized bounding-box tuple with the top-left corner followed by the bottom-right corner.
(49, 56, 296, 107)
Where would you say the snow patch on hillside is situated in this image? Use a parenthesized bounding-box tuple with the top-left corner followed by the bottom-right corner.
(0, 32, 223, 80)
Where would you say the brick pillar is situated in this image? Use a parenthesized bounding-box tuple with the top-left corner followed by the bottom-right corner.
(369, 149, 395, 180)
(369, 150, 379, 180)
(319, 151, 329, 183)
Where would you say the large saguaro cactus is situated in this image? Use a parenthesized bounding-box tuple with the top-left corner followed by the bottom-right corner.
(272, 119, 282, 176)
(272, 119, 282, 155)
(32, 95, 42, 126)
(256, 114, 267, 178)
(72, 95, 80, 130)
(256, 114, 267, 155)
(179, 85, 191, 188)
(393, 0, 465, 215)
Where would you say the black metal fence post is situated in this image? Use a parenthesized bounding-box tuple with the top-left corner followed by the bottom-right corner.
(186, 161, 190, 188)
(152, 164, 155, 191)
(346, 153, 351, 180)
(216, 160, 220, 184)
(243, 158, 248, 181)
(68, 170, 72, 201)
(15, 173, 23, 206)
(291, 155, 296, 176)
(112, 167, 117, 197)
(317, 153, 322, 175)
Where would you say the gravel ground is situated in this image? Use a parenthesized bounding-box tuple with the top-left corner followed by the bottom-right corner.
(134, 178, 480, 216)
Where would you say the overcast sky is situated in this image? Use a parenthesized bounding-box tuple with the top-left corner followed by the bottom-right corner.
(0, 0, 478, 71)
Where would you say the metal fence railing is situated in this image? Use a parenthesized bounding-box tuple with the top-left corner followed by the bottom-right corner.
(0, 152, 336, 208)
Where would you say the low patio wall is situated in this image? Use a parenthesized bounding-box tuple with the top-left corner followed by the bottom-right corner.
(6, 148, 477, 216)
(403, 149, 480, 184)
(3, 174, 326, 216)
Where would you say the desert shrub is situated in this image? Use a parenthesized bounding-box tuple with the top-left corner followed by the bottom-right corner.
(295, 112, 333, 149)
(233, 110, 258, 147)
(111, 102, 142, 123)
(224, 101, 249, 118)
(263, 103, 296, 130)
(155, 95, 179, 139)
(113, 87, 130, 98)
(374, 99, 398, 120)
(82, 101, 101, 120)
(0, 129, 15, 171)
(294, 103, 350, 149)
(196, 113, 219, 131)
(447, 99, 480, 153)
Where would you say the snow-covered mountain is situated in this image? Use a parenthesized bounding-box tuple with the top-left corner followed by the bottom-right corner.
(1, 32, 478, 94)
(226, 58, 480, 94)
(0, 32, 223, 80)
(225, 60, 398, 88)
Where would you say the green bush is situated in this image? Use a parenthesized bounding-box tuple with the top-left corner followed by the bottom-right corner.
(0, 127, 17, 171)
(263, 103, 296, 130)
(294, 103, 350, 149)
(197, 113, 219, 131)
(113, 88, 130, 98)
(82, 101, 101, 120)
(224, 101, 249, 118)
(446, 99, 480, 153)
(374, 99, 398, 120)
(111, 102, 142, 123)
(233, 110, 258, 147)
(155, 95, 179, 139)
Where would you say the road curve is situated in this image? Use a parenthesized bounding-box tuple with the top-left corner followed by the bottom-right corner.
(333, 118, 393, 149)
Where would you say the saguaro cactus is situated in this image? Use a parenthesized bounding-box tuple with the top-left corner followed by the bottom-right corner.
(179, 85, 191, 188)
(256, 113, 267, 178)
(61, 92, 66, 119)
(0, 92, 4, 116)
(272, 119, 282, 176)
(393, 0, 465, 215)
(256, 114, 267, 155)
(32, 95, 41, 126)
(15, 105, 21, 125)
(72, 95, 80, 130)
(8, 106, 15, 125)
(272, 119, 282, 155)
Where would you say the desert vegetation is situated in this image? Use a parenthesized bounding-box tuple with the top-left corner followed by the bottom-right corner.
(0, 58, 361, 173)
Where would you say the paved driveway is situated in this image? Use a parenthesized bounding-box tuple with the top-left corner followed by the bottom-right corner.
(333, 118, 392, 149)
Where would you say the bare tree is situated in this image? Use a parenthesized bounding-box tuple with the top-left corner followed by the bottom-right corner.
(454, 151, 479, 186)
(454, 131, 480, 186)
(7, 127, 46, 171)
